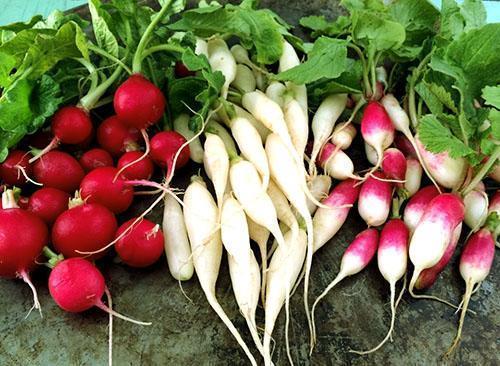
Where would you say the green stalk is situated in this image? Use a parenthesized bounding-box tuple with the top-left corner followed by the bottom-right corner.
(140, 44, 185, 61)
(408, 53, 432, 129)
(461, 146, 500, 196)
(348, 44, 372, 97)
(88, 44, 132, 75)
(79, 64, 123, 111)
(74, 58, 99, 93)
(132, 0, 174, 74)
(391, 197, 401, 219)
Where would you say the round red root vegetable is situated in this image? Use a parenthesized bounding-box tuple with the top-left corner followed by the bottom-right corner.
(33, 151, 85, 193)
(117, 151, 154, 180)
(51, 106, 93, 145)
(79, 148, 114, 173)
(28, 187, 70, 225)
(97, 115, 140, 156)
(0, 150, 33, 186)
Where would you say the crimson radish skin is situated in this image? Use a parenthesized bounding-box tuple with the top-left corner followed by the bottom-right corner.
(150, 131, 190, 178)
(79, 148, 114, 173)
(351, 219, 408, 354)
(318, 143, 356, 180)
(311, 229, 379, 348)
(446, 228, 495, 356)
(117, 151, 154, 180)
(115, 218, 164, 268)
(403, 185, 440, 234)
(381, 148, 407, 183)
(51, 106, 93, 145)
(52, 202, 117, 260)
(0, 150, 33, 186)
(394, 133, 417, 157)
(404, 158, 423, 197)
(27, 187, 70, 225)
(358, 171, 393, 227)
(97, 115, 140, 156)
(33, 151, 85, 193)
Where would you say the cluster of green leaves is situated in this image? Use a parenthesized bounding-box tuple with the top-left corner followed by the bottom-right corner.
(415, 0, 500, 166)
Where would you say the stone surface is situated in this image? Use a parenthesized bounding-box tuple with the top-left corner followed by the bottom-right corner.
(0, 1, 498, 365)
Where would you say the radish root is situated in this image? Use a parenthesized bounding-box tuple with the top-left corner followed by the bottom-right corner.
(104, 287, 113, 366)
(95, 300, 151, 326)
(19, 269, 42, 318)
(445, 280, 474, 357)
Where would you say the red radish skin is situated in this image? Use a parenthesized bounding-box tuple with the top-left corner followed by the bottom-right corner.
(52, 202, 117, 260)
(28, 188, 70, 225)
(403, 185, 440, 234)
(80, 167, 134, 214)
(97, 115, 140, 156)
(51, 106, 93, 145)
(446, 228, 495, 356)
(358, 171, 393, 227)
(175, 62, 195, 78)
(150, 131, 190, 179)
(18, 196, 29, 210)
(311, 228, 378, 348)
(114, 74, 166, 130)
(0, 150, 33, 186)
(117, 151, 154, 180)
(79, 148, 114, 173)
(115, 218, 164, 268)
(33, 151, 85, 193)
(0, 190, 49, 314)
(382, 148, 407, 183)
(394, 133, 416, 157)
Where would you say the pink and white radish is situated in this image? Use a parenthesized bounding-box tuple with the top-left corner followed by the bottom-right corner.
(221, 197, 264, 356)
(381, 148, 407, 184)
(232, 64, 256, 93)
(263, 229, 307, 366)
(183, 177, 257, 365)
(403, 185, 440, 234)
(463, 187, 488, 231)
(358, 171, 393, 227)
(350, 219, 408, 354)
(309, 94, 348, 175)
(404, 158, 423, 197)
(162, 194, 194, 281)
(394, 133, 417, 158)
(203, 133, 229, 209)
(311, 228, 379, 348)
(306, 175, 332, 215)
(207, 39, 236, 99)
(331, 122, 357, 150)
(318, 142, 357, 180)
(173, 114, 204, 164)
(0, 189, 48, 315)
(445, 228, 495, 356)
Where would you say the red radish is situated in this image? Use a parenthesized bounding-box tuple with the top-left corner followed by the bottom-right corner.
(0, 150, 33, 186)
(150, 131, 190, 180)
(415, 224, 462, 290)
(311, 228, 378, 348)
(33, 151, 85, 193)
(52, 201, 117, 260)
(404, 158, 423, 197)
(358, 171, 393, 226)
(313, 179, 361, 252)
(117, 151, 154, 180)
(408, 194, 465, 298)
(79, 148, 114, 173)
(351, 219, 408, 354)
(445, 228, 495, 356)
(17, 195, 29, 209)
(394, 133, 416, 157)
(97, 115, 140, 156)
(115, 218, 164, 268)
(29, 106, 93, 163)
(175, 61, 195, 78)
(28, 188, 70, 225)
(403, 185, 440, 234)
(114, 74, 165, 130)
(0, 189, 49, 314)
(80, 167, 134, 214)
(318, 142, 357, 180)
(360, 101, 395, 172)
(48, 257, 150, 322)
(381, 148, 407, 183)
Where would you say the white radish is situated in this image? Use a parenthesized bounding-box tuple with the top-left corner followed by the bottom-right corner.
(267, 180, 299, 237)
(220, 197, 264, 356)
(232, 64, 256, 93)
(162, 194, 194, 281)
(309, 94, 348, 175)
(331, 122, 357, 150)
(404, 158, 423, 197)
(283, 96, 309, 158)
(206, 120, 238, 155)
(306, 175, 332, 215)
(318, 142, 357, 180)
(183, 177, 256, 365)
(195, 37, 208, 57)
(207, 39, 237, 99)
(265, 81, 286, 107)
(463, 188, 488, 231)
(173, 114, 204, 164)
(365, 142, 378, 165)
(233, 104, 270, 142)
(203, 133, 229, 209)
(279, 40, 308, 115)
(247, 217, 270, 302)
(230, 44, 251, 65)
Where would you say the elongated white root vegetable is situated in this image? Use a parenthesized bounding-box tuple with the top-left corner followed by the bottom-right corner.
(221, 197, 264, 357)
(232, 104, 270, 142)
(203, 133, 229, 209)
(463, 187, 488, 231)
(283, 96, 309, 158)
(358, 171, 393, 227)
(306, 175, 332, 215)
(265, 81, 286, 107)
(267, 180, 299, 237)
(318, 143, 358, 180)
(247, 217, 270, 302)
(232, 64, 256, 93)
(173, 114, 204, 164)
(279, 40, 308, 115)
(229, 116, 270, 190)
(365, 141, 378, 166)
(230, 158, 286, 248)
(309, 94, 348, 175)
(163, 194, 194, 281)
(404, 158, 423, 197)
(331, 122, 357, 150)
(263, 229, 307, 366)
(207, 39, 236, 99)
(206, 120, 238, 154)
(183, 177, 257, 366)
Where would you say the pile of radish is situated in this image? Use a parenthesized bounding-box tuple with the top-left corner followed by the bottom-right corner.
(0, 0, 498, 364)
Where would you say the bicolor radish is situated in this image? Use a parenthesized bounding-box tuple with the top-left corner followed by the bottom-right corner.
(403, 185, 440, 234)
(220, 197, 264, 357)
(183, 176, 257, 365)
(162, 194, 194, 281)
(306, 175, 332, 215)
(404, 158, 423, 197)
(318, 142, 357, 180)
(0, 189, 48, 315)
(394, 133, 416, 158)
(358, 171, 393, 227)
(309, 94, 348, 175)
(232, 64, 256, 93)
(381, 148, 407, 184)
(331, 122, 357, 150)
(79, 148, 114, 173)
(311, 228, 379, 348)
(445, 228, 495, 356)
(173, 114, 204, 164)
(350, 219, 408, 355)
(203, 133, 229, 209)
(207, 38, 236, 98)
